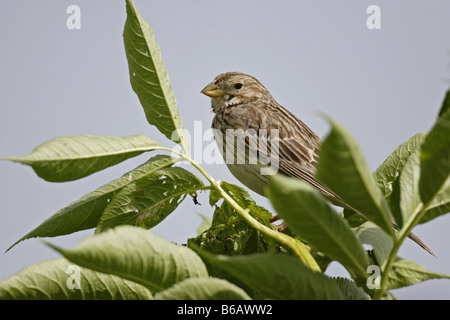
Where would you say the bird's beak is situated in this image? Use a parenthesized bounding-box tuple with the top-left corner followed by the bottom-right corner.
(201, 84, 225, 98)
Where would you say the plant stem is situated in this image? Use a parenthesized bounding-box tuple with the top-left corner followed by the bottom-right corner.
(150, 145, 321, 271)
(375, 199, 433, 299)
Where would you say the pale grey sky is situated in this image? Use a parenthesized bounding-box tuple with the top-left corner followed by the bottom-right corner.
(1, 0, 449, 299)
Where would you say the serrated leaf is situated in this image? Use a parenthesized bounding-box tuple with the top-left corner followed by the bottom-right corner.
(191, 210, 253, 257)
(47, 226, 208, 293)
(8, 155, 177, 251)
(355, 221, 393, 268)
(387, 258, 450, 290)
(397, 149, 422, 228)
(217, 182, 274, 225)
(2, 135, 158, 182)
(123, 0, 188, 153)
(387, 148, 437, 256)
(0, 258, 153, 300)
(345, 133, 427, 229)
(419, 90, 450, 204)
(419, 177, 450, 224)
(342, 208, 367, 228)
(96, 166, 205, 232)
(333, 277, 370, 300)
(373, 133, 427, 198)
(194, 249, 342, 300)
(212, 182, 319, 270)
(316, 118, 394, 237)
(192, 199, 260, 257)
(155, 278, 251, 300)
(190, 182, 278, 257)
(267, 174, 369, 277)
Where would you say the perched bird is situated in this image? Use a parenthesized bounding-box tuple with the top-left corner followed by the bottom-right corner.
(201, 71, 435, 256)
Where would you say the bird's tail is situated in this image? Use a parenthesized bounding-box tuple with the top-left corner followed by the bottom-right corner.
(326, 188, 436, 257)
(286, 170, 436, 257)
(406, 230, 436, 257)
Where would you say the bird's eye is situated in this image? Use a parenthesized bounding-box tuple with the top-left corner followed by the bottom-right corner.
(234, 83, 243, 90)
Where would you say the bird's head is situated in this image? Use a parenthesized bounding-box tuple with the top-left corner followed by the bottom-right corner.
(201, 72, 272, 112)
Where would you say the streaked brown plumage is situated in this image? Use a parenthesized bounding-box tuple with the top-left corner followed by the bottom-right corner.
(201, 72, 434, 256)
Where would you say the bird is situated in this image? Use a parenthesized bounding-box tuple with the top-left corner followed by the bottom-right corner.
(201, 71, 435, 256)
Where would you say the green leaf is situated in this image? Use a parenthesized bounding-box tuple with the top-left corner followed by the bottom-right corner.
(419, 177, 450, 224)
(372, 134, 427, 229)
(387, 258, 450, 290)
(419, 90, 450, 204)
(7, 155, 177, 251)
(387, 148, 437, 256)
(194, 249, 342, 300)
(155, 278, 251, 300)
(47, 226, 208, 293)
(355, 221, 393, 268)
(333, 277, 370, 300)
(191, 203, 255, 257)
(316, 118, 394, 237)
(2, 135, 158, 182)
(209, 182, 319, 270)
(96, 166, 205, 232)
(196, 213, 212, 235)
(0, 258, 153, 300)
(438, 89, 450, 117)
(373, 133, 427, 199)
(267, 174, 369, 277)
(123, 0, 188, 153)
(190, 181, 279, 258)
(397, 149, 422, 228)
(214, 182, 273, 226)
(342, 208, 367, 228)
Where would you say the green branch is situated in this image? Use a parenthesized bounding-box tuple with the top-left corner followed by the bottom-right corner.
(376, 197, 434, 299)
(149, 145, 321, 272)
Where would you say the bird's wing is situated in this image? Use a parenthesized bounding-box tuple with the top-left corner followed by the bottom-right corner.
(278, 158, 349, 208)
(260, 104, 350, 208)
